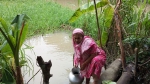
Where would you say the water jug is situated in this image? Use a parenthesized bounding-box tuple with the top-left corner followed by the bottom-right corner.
(69, 67, 84, 84)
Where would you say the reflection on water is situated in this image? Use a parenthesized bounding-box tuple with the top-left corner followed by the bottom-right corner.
(23, 32, 74, 84)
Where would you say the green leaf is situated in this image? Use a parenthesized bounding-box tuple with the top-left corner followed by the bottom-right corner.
(0, 17, 9, 34)
(8, 35, 16, 48)
(19, 60, 27, 67)
(0, 41, 7, 51)
(2, 67, 15, 84)
(0, 20, 15, 52)
(103, 4, 114, 28)
(11, 14, 30, 30)
(0, 41, 12, 56)
(96, 31, 108, 46)
(19, 23, 28, 48)
(69, 0, 109, 23)
(101, 31, 108, 46)
(142, 13, 150, 31)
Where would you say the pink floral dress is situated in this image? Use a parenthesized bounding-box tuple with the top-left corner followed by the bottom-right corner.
(73, 36, 106, 78)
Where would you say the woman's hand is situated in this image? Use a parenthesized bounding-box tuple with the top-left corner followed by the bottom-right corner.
(74, 65, 78, 68)
(80, 62, 87, 70)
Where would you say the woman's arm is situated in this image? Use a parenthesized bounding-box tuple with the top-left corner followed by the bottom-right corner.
(80, 45, 97, 70)
(73, 53, 79, 67)
(80, 53, 96, 70)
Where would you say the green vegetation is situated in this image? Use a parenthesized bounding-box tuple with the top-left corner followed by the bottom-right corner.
(0, 0, 105, 38)
(69, 0, 114, 46)
(0, 14, 30, 84)
(69, 0, 150, 83)
(0, 0, 79, 36)
(1, 0, 150, 84)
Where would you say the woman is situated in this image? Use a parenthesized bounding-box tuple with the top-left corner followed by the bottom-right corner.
(72, 28, 106, 84)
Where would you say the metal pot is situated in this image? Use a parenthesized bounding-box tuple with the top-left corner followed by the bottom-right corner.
(69, 67, 84, 84)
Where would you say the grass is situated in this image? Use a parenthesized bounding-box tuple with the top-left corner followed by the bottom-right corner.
(0, 0, 85, 36)
(0, 0, 100, 40)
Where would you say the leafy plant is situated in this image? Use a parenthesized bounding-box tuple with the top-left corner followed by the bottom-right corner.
(68, 0, 109, 23)
(120, 0, 150, 83)
(121, 0, 150, 57)
(68, 0, 114, 46)
(0, 14, 29, 84)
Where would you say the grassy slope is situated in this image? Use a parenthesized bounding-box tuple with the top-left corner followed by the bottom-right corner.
(0, 0, 82, 36)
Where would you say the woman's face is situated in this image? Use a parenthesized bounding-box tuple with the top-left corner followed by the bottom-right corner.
(73, 33, 84, 44)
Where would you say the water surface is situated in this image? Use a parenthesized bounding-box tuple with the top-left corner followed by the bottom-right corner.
(23, 32, 74, 84)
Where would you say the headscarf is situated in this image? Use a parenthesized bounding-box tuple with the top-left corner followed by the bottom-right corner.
(72, 28, 84, 35)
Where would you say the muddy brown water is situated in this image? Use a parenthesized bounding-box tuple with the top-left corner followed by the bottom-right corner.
(23, 32, 94, 84)
(23, 32, 73, 84)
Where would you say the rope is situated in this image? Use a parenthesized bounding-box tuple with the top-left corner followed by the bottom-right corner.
(26, 69, 41, 84)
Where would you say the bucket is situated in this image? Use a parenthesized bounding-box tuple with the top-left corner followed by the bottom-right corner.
(69, 67, 84, 84)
